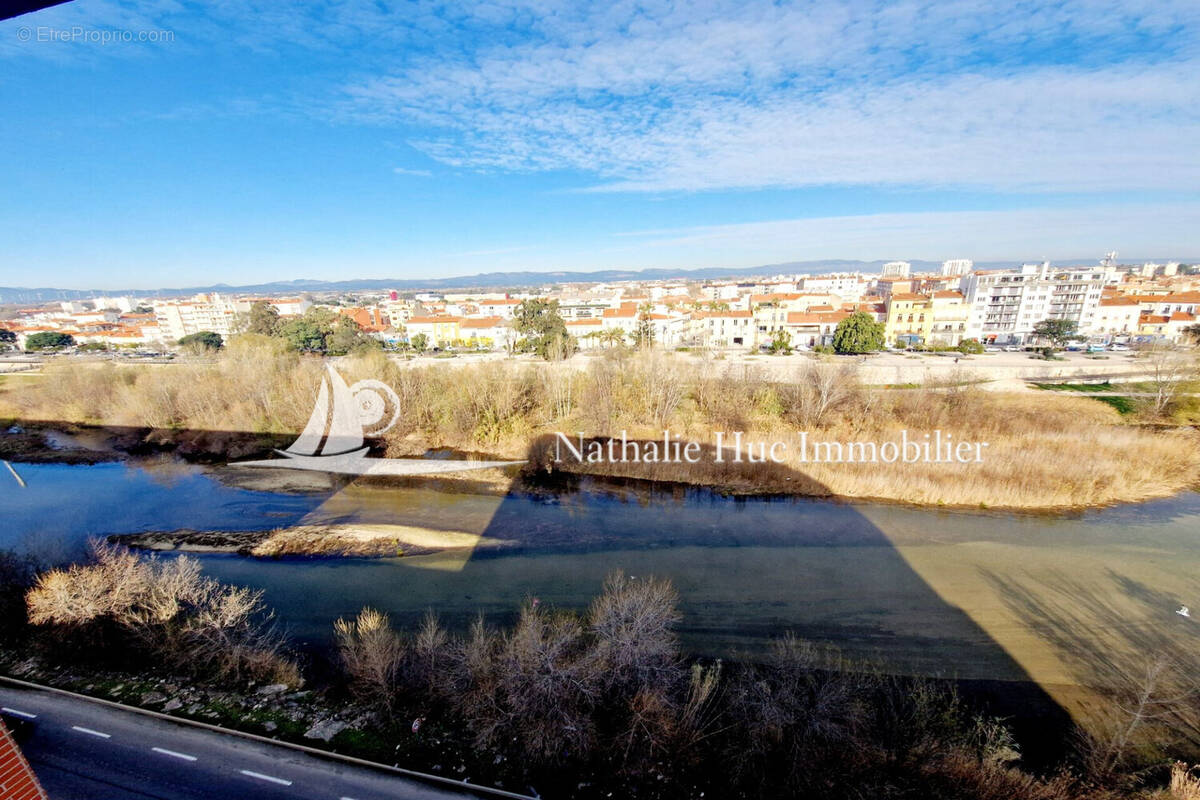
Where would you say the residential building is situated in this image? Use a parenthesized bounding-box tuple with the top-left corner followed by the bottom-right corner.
(1091, 298, 1141, 338)
(459, 316, 512, 349)
(941, 259, 973, 277)
(691, 310, 755, 348)
(404, 315, 461, 347)
(959, 263, 1108, 344)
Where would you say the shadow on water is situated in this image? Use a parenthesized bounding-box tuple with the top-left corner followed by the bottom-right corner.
(2, 427, 1079, 757)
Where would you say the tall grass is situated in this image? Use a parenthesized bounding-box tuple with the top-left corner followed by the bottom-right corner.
(3, 339, 1196, 508)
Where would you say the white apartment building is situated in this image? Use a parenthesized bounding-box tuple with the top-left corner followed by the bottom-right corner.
(941, 259, 973, 277)
(1091, 298, 1141, 338)
(153, 294, 311, 341)
(154, 294, 241, 340)
(690, 310, 755, 348)
(476, 298, 523, 319)
(799, 273, 868, 301)
(881, 261, 911, 278)
(959, 263, 1109, 343)
(556, 298, 611, 320)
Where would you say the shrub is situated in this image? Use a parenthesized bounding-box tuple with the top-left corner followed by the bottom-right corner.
(27, 541, 297, 685)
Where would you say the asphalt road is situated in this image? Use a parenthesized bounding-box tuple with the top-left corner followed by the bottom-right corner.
(0, 686, 489, 800)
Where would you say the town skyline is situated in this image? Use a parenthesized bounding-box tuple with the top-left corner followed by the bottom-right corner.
(3, 253, 1199, 297)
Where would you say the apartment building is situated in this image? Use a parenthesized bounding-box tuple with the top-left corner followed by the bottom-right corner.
(941, 259, 973, 277)
(152, 294, 311, 341)
(881, 261, 911, 278)
(959, 263, 1109, 344)
(459, 316, 513, 349)
(1091, 298, 1142, 338)
(153, 294, 241, 340)
(404, 315, 461, 347)
(784, 310, 850, 348)
(691, 310, 755, 348)
(799, 273, 868, 301)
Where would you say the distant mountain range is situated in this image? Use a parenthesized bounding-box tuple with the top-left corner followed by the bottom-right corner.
(0, 257, 1148, 304)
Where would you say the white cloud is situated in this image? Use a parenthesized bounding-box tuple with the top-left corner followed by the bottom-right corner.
(392, 166, 432, 176)
(340, 0, 1200, 193)
(608, 204, 1200, 264)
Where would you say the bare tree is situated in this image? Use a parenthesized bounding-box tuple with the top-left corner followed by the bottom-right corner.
(780, 362, 858, 428)
(334, 607, 405, 710)
(1140, 342, 1198, 416)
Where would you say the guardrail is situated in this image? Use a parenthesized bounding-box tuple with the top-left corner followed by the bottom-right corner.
(0, 674, 539, 800)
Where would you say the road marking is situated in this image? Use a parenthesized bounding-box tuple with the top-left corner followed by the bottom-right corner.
(0, 707, 37, 719)
(239, 770, 292, 786)
(71, 726, 111, 739)
(152, 747, 198, 762)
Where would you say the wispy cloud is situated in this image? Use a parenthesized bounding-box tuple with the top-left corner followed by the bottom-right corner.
(339, 0, 1200, 193)
(7, 1, 1199, 196)
(392, 166, 432, 177)
(608, 204, 1200, 263)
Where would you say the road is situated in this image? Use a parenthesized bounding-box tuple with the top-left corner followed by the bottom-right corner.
(0, 685, 504, 800)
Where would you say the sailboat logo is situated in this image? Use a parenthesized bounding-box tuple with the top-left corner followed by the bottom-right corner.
(241, 365, 523, 476)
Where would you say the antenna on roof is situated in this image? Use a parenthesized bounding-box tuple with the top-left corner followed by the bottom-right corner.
(1101, 251, 1118, 268)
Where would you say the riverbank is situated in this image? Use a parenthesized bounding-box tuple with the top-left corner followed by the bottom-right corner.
(4, 409, 1199, 512)
(4, 560, 1166, 800)
(3, 343, 1198, 510)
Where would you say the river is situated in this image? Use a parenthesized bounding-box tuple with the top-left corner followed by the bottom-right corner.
(5, 458, 1200, 716)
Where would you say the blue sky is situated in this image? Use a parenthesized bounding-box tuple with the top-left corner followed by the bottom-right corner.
(1, 0, 1198, 289)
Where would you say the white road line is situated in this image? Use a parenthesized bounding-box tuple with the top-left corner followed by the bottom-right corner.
(239, 770, 292, 786)
(71, 726, 111, 739)
(0, 707, 37, 719)
(152, 747, 198, 762)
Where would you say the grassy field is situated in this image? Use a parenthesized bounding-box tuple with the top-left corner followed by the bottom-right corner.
(2, 336, 1198, 509)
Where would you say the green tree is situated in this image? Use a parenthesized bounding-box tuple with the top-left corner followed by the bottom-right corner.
(0, 329, 15, 350)
(276, 308, 340, 353)
(514, 298, 572, 359)
(177, 331, 224, 352)
(600, 328, 625, 349)
(768, 328, 793, 354)
(1182, 323, 1200, 345)
(1032, 318, 1081, 351)
(831, 312, 885, 354)
(278, 317, 328, 352)
(326, 316, 378, 356)
(957, 338, 984, 354)
(24, 331, 76, 351)
(632, 303, 656, 349)
(410, 332, 429, 353)
(244, 300, 281, 336)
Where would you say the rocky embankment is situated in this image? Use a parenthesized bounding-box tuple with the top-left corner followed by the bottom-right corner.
(2, 653, 362, 743)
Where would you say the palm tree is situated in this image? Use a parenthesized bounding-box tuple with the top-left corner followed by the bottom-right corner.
(600, 328, 625, 348)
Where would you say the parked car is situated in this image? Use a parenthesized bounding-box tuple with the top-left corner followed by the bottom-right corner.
(1109, 343, 1130, 352)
